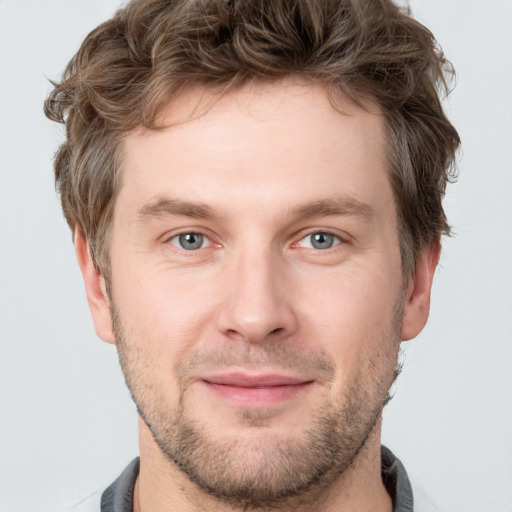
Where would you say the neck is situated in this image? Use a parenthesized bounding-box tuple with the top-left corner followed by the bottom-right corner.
(133, 417, 393, 512)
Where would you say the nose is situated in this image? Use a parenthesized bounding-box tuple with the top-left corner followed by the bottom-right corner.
(216, 247, 298, 344)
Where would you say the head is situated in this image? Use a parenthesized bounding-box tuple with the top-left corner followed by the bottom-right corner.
(45, 0, 459, 508)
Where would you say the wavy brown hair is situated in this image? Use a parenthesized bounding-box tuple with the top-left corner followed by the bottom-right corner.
(45, 0, 460, 278)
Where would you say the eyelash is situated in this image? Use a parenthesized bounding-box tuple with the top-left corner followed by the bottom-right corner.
(295, 231, 344, 251)
(167, 232, 213, 251)
(165, 230, 347, 253)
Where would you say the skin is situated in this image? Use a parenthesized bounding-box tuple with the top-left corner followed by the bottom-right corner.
(75, 82, 439, 512)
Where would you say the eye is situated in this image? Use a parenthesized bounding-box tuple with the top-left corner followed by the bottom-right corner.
(299, 232, 342, 250)
(169, 232, 210, 250)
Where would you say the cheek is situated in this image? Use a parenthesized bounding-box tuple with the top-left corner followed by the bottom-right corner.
(296, 264, 402, 377)
(111, 264, 225, 383)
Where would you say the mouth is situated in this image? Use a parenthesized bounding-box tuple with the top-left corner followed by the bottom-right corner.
(199, 372, 314, 408)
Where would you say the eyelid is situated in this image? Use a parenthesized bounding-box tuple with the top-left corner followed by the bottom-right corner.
(168, 233, 211, 250)
(162, 228, 220, 250)
(292, 229, 349, 250)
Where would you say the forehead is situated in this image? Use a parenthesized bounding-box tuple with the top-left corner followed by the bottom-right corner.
(118, 81, 391, 221)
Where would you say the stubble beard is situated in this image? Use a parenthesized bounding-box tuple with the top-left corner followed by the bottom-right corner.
(112, 301, 403, 510)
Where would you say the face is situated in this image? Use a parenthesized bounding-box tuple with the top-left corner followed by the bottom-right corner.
(79, 82, 435, 508)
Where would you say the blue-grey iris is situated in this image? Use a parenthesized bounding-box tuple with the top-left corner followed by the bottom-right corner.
(179, 233, 204, 250)
(311, 232, 335, 250)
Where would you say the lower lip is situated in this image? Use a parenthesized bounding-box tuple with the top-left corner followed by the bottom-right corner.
(203, 382, 312, 408)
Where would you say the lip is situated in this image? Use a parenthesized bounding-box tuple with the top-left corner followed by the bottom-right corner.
(199, 372, 314, 408)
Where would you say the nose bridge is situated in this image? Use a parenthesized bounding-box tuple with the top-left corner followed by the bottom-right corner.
(217, 240, 296, 343)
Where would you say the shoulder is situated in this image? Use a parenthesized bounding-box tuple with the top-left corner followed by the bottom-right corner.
(381, 446, 443, 512)
(64, 458, 139, 512)
(66, 489, 102, 512)
(411, 483, 444, 512)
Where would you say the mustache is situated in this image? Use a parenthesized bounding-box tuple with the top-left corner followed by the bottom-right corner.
(176, 342, 336, 382)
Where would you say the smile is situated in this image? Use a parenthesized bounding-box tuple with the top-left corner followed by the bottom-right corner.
(200, 373, 314, 408)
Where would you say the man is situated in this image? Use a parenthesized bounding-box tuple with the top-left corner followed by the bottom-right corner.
(45, 0, 459, 510)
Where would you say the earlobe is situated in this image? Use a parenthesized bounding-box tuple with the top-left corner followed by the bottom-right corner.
(74, 228, 115, 344)
(400, 239, 441, 341)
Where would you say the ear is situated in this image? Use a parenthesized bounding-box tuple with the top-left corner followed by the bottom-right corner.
(74, 228, 115, 344)
(401, 239, 441, 341)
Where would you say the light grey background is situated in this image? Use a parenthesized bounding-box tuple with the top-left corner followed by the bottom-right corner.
(0, 1, 511, 511)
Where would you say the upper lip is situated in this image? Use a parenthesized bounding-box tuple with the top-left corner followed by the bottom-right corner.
(201, 373, 312, 388)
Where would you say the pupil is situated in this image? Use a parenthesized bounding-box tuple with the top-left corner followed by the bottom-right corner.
(312, 233, 333, 249)
(179, 233, 203, 250)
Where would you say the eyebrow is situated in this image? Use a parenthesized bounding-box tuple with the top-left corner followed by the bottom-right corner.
(292, 197, 376, 222)
(136, 196, 375, 223)
(137, 197, 214, 221)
